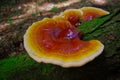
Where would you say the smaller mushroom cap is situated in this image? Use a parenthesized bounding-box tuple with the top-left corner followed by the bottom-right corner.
(81, 7, 109, 21)
(60, 9, 83, 26)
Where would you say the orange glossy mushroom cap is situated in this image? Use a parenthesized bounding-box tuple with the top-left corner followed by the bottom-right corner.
(61, 9, 83, 27)
(81, 7, 109, 21)
(24, 16, 104, 68)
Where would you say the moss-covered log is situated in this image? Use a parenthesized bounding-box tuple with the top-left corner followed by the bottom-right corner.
(0, 10, 120, 80)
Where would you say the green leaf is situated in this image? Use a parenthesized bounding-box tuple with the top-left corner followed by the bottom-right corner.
(50, 6, 59, 12)
(77, 10, 119, 34)
(37, 1, 43, 5)
(31, 13, 38, 17)
(7, 20, 13, 25)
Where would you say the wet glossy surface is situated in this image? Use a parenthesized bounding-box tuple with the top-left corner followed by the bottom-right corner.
(67, 15, 80, 26)
(62, 10, 82, 27)
(81, 7, 109, 21)
(82, 12, 99, 21)
(35, 19, 88, 54)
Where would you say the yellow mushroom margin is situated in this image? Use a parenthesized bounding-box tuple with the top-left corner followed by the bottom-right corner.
(80, 7, 109, 21)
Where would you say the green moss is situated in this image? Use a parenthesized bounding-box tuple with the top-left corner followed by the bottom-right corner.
(0, 54, 109, 80)
(0, 54, 54, 80)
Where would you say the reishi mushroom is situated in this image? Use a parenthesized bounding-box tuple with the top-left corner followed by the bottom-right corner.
(24, 7, 109, 68)
(61, 9, 83, 27)
(81, 7, 109, 21)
